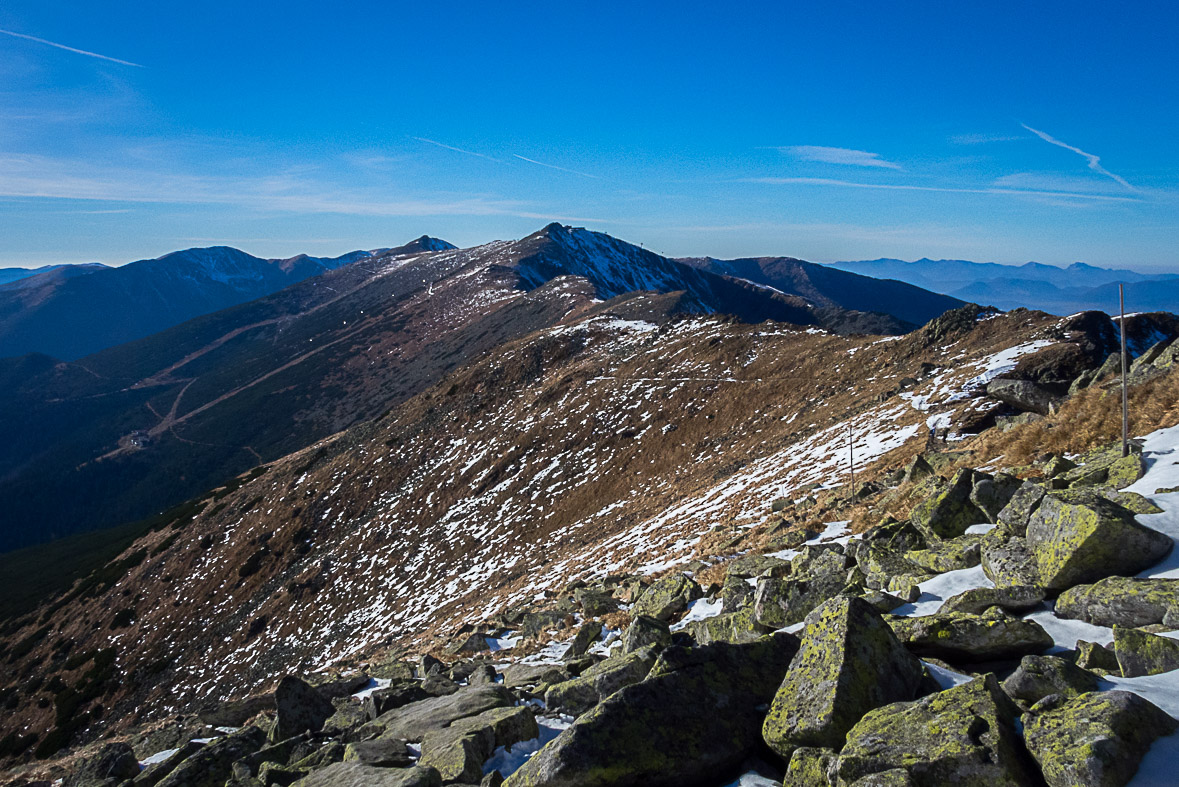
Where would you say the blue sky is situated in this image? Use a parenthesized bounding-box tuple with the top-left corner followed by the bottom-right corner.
(1, 1, 1177, 270)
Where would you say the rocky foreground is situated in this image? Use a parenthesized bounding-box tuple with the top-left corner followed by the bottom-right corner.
(21, 399, 1179, 787)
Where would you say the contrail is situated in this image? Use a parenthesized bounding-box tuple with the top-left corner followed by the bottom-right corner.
(1021, 123, 1134, 191)
(411, 137, 501, 162)
(0, 27, 143, 67)
(513, 154, 599, 179)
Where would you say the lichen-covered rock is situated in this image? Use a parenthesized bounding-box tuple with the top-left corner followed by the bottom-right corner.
(419, 706, 538, 783)
(725, 554, 791, 579)
(65, 742, 141, 787)
(786, 747, 837, 784)
(1075, 640, 1121, 675)
(342, 738, 412, 767)
(565, 621, 603, 659)
(904, 536, 982, 573)
(939, 584, 1044, 616)
(762, 597, 924, 760)
(1106, 453, 1147, 489)
(995, 481, 1047, 536)
(1113, 626, 1179, 677)
(270, 676, 338, 742)
(1000, 654, 1101, 705)
(544, 647, 657, 715)
(1026, 493, 1172, 591)
(291, 763, 441, 787)
(721, 573, 755, 613)
(504, 634, 799, 787)
(791, 544, 851, 579)
(1055, 577, 1179, 628)
(971, 472, 1022, 524)
(889, 611, 1053, 662)
(859, 589, 907, 614)
(500, 663, 570, 689)
(833, 675, 1039, 786)
(911, 469, 988, 539)
(370, 684, 513, 742)
(980, 535, 1042, 588)
(1023, 690, 1178, 787)
(753, 571, 854, 629)
(156, 726, 268, 787)
(986, 378, 1064, 416)
(631, 573, 703, 622)
(621, 615, 671, 654)
(690, 606, 769, 645)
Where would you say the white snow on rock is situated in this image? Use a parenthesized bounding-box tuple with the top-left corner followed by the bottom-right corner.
(893, 565, 994, 617)
(671, 597, 724, 631)
(484, 714, 573, 777)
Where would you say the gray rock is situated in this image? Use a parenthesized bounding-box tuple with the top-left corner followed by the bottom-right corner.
(971, 472, 1023, 524)
(156, 726, 267, 787)
(622, 615, 671, 654)
(467, 664, 498, 686)
(691, 606, 771, 645)
(544, 647, 657, 715)
(1023, 691, 1178, 787)
(363, 682, 430, 720)
(721, 573, 755, 613)
(1113, 626, 1179, 677)
(1001, 654, 1101, 705)
(1027, 493, 1172, 591)
(889, 612, 1053, 662)
(986, 378, 1064, 415)
(981, 535, 1042, 588)
(995, 481, 1047, 536)
(1055, 577, 1179, 628)
(762, 597, 924, 759)
(271, 676, 337, 742)
(65, 742, 140, 787)
(630, 573, 703, 622)
(130, 741, 206, 787)
(1075, 640, 1121, 675)
(371, 685, 513, 742)
(504, 634, 799, 787)
(500, 663, 569, 689)
(291, 763, 441, 787)
(752, 571, 853, 629)
(910, 469, 988, 540)
(419, 706, 538, 783)
(939, 584, 1045, 616)
(342, 738, 412, 767)
(565, 621, 603, 659)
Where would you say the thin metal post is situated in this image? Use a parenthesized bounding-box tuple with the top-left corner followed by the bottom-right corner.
(1120, 284, 1129, 457)
(848, 424, 855, 496)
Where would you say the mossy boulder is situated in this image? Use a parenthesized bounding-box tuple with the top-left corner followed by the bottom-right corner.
(904, 535, 982, 573)
(631, 573, 703, 622)
(940, 584, 1044, 616)
(910, 469, 988, 540)
(1075, 640, 1121, 675)
(995, 481, 1047, 536)
(565, 621, 603, 659)
(1023, 690, 1177, 787)
(621, 614, 671, 655)
(270, 676, 337, 742)
(291, 763, 441, 787)
(1113, 626, 1179, 677)
(504, 633, 799, 787)
(753, 572, 855, 629)
(724, 554, 790, 579)
(791, 544, 851, 579)
(1026, 493, 1172, 591)
(369, 685, 512, 742)
(156, 726, 268, 787)
(342, 738, 412, 767)
(501, 663, 569, 689)
(544, 647, 657, 716)
(721, 573, 755, 612)
(1000, 654, 1101, 706)
(785, 747, 837, 784)
(419, 706, 537, 783)
(762, 597, 924, 760)
(833, 674, 1038, 786)
(1055, 577, 1179, 628)
(980, 535, 1042, 588)
(970, 472, 1022, 524)
(65, 743, 140, 787)
(690, 606, 769, 645)
(888, 611, 1053, 662)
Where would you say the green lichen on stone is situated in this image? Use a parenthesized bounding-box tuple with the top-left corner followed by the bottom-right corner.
(1113, 625, 1179, 677)
(631, 573, 703, 622)
(544, 647, 656, 715)
(910, 469, 988, 540)
(690, 606, 769, 645)
(1000, 654, 1100, 706)
(904, 535, 982, 573)
(1056, 576, 1179, 629)
(889, 612, 1052, 662)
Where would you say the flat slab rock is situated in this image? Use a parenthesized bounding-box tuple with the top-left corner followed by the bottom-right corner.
(373, 684, 513, 742)
(291, 763, 441, 787)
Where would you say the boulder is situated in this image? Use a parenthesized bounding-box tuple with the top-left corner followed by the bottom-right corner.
(833, 675, 1039, 785)
(903, 536, 982, 573)
(1026, 493, 1173, 591)
(689, 606, 769, 645)
(565, 621, 603, 659)
(986, 378, 1063, 415)
(197, 695, 276, 727)
(721, 573, 755, 613)
(368, 658, 415, 682)
(156, 726, 268, 787)
(421, 674, 460, 696)
(1023, 691, 1178, 787)
(342, 738, 412, 767)
(752, 571, 853, 629)
(995, 482, 1047, 536)
(1075, 640, 1121, 675)
(544, 647, 657, 715)
(363, 682, 429, 720)
(467, 664, 498, 686)
(270, 676, 339, 742)
(419, 654, 445, 677)
(1113, 626, 1179, 677)
(621, 615, 671, 654)
(419, 706, 538, 783)
(910, 469, 988, 540)
(724, 554, 791, 579)
(370, 684, 513, 742)
(65, 743, 141, 787)
(981, 535, 1042, 588)
(630, 573, 703, 622)
(858, 589, 908, 614)
(785, 747, 838, 784)
(291, 763, 441, 787)
(501, 663, 570, 689)
(1055, 577, 1179, 628)
(762, 597, 924, 760)
(791, 544, 851, 579)
(1001, 655, 1101, 705)
(971, 473, 1023, 524)
(504, 634, 799, 787)
(889, 612, 1053, 662)
(940, 584, 1045, 616)
(130, 741, 205, 787)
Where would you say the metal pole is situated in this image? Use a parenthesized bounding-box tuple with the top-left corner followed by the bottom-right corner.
(1120, 283, 1129, 457)
(848, 424, 855, 496)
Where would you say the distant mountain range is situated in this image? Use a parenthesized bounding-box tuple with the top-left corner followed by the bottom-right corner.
(0, 237, 455, 360)
(828, 258, 1179, 315)
(0, 224, 967, 550)
(0, 262, 110, 287)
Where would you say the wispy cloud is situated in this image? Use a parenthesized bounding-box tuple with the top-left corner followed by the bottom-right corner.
(0, 28, 142, 67)
(512, 154, 599, 179)
(781, 145, 902, 170)
(950, 132, 1024, 145)
(1020, 123, 1135, 191)
(410, 136, 501, 162)
(742, 175, 1138, 203)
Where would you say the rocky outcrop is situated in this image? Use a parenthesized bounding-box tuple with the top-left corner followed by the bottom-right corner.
(1055, 577, 1179, 628)
(271, 676, 339, 742)
(1112, 626, 1179, 677)
(1001, 655, 1101, 706)
(544, 647, 657, 715)
(889, 611, 1053, 662)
